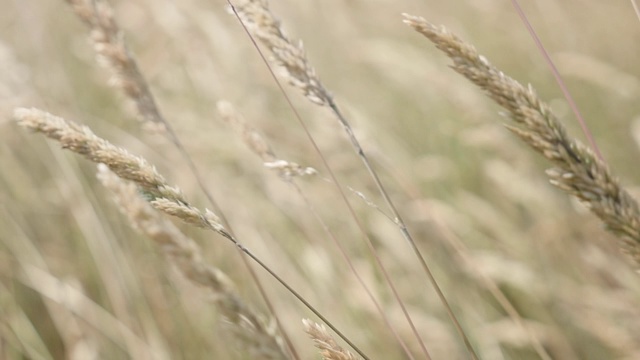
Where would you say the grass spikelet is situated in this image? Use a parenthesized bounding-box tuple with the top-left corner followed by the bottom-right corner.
(302, 319, 362, 360)
(15, 107, 290, 358)
(13, 108, 235, 240)
(233, 4, 477, 359)
(65, 0, 165, 131)
(403, 14, 640, 265)
(232, 0, 330, 106)
(97, 166, 287, 359)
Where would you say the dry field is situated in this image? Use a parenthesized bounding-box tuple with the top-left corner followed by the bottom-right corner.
(2, 1, 640, 359)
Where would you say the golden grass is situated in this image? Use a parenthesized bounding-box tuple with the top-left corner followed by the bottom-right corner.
(303, 319, 361, 360)
(97, 166, 287, 359)
(403, 14, 640, 266)
(3, 0, 640, 359)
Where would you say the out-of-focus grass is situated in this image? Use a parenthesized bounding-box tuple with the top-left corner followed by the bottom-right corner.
(2, 1, 640, 359)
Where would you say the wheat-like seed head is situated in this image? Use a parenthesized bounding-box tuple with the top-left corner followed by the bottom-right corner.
(302, 319, 362, 360)
(15, 108, 171, 194)
(65, 0, 166, 131)
(217, 100, 319, 181)
(403, 14, 640, 265)
(233, 0, 331, 106)
(97, 166, 288, 360)
(16, 106, 289, 359)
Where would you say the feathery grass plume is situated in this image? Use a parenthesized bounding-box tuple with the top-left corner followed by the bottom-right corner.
(217, 100, 317, 180)
(232, 0, 330, 106)
(13, 107, 239, 243)
(15, 107, 289, 359)
(63, 4, 289, 347)
(13, 107, 257, 263)
(262, 160, 318, 179)
(217, 101, 319, 181)
(65, 0, 164, 131)
(302, 319, 362, 360)
(14, 108, 184, 203)
(97, 167, 288, 360)
(403, 14, 640, 266)
(65, 0, 234, 234)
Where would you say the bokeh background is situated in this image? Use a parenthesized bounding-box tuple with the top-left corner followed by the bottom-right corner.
(2, 0, 640, 359)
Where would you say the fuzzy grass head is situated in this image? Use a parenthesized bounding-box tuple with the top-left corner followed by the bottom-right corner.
(3, 1, 640, 359)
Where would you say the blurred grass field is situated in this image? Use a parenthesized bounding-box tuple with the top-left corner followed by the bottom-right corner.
(2, 1, 640, 359)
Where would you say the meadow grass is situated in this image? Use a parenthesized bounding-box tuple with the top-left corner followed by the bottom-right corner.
(2, 1, 640, 359)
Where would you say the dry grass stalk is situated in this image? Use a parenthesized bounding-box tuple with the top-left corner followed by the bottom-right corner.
(15, 107, 288, 359)
(217, 100, 277, 163)
(65, 0, 234, 233)
(232, 0, 330, 106)
(403, 14, 640, 265)
(97, 167, 288, 360)
(16, 108, 366, 360)
(217, 100, 416, 359)
(217, 100, 317, 180)
(233, 4, 477, 359)
(13, 107, 238, 242)
(15, 108, 184, 204)
(302, 319, 362, 360)
(65, 0, 164, 131)
(63, 3, 294, 352)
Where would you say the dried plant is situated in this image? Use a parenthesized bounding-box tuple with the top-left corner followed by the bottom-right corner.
(217, 100, 277, 163)
(302, 319, 362, 360)
(232, 0, 330, 106)
(403, 14, 640, 265)
(15, 108, 192, 210)
(65, 0, 232, 238)
(6, 1, 640, 359)
(13, 107, 358, 359)
(96, 166, 287, 359)
(65, 0, 164, 131)
(15, 107, 289, 358)
(231, 3, 481, 358)
(217, 100, 418, 358)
